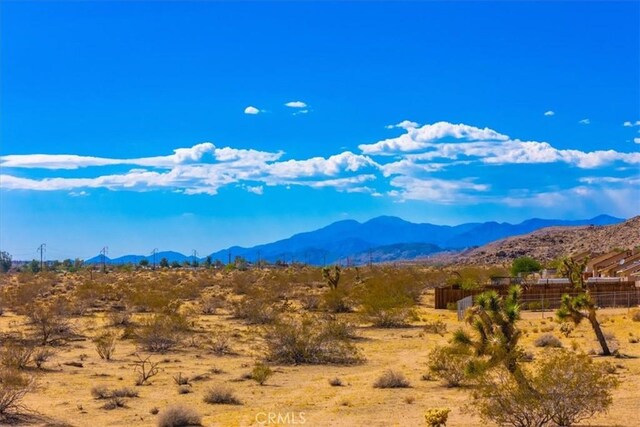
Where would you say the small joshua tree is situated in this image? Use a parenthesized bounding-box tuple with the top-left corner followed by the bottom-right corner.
(452, 285, 531, 390)
(556, 256, 611, 356)
(322, 265, 341, 290)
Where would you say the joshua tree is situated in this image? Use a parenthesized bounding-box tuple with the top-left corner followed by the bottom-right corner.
(556, 256, 611, 356)
(453, 285, 531, 390)
(322, 265, 341, 290)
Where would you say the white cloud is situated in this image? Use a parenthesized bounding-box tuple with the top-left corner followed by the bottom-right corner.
(284, 101, 307, 108)
(635, 137, 640, 144)
(388, 176, 489, 203)
(385, 120, 420, 130)
(244, 185, 264, 195)
(359, 121, 509, 155)
(68, 191, 89, 197)
(544, 111, 555, 116)
(244, 106, 261, 115)
(579, 118, 590, 125)
(623, 120, 640, 127)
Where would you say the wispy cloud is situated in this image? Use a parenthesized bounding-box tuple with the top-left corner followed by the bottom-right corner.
(544, 110, 555, 116)
(623, 120, 640, 127)
(579, 118, 590, 125)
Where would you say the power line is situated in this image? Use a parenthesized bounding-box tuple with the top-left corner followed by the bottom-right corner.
(151, 248, 158, 269)
(100, 246, 108, 272)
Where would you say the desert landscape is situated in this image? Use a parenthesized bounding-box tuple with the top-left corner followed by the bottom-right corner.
(0, 257, 638, 426)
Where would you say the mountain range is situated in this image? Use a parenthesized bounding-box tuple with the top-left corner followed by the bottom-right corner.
(85, 214, 623, 265)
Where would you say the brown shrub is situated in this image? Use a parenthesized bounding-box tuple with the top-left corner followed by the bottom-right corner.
(156, 405, 202, 427)
(373, 370, 411, 388)
(203, 386, 241, 405)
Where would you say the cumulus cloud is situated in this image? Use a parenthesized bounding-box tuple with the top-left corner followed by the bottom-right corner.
(579, 118, 590, 125)
(284, 101, 307, 108)
(2, 119, 638, 209)
(635, 137, 640, 144)
(544, 111, 555, 116)
(244, 106, 261, 115)
(623, 120, 640, 127)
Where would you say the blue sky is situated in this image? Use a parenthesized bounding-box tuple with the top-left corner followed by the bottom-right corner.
(1, 1, 639, 260)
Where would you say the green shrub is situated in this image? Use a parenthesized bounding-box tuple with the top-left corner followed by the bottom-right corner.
(251, 362, 274, 386)
(424, 408, 450, 427)
(357, 280, 414, 327)
(93, 331, 118, 360)
(427, 345, 472, 387)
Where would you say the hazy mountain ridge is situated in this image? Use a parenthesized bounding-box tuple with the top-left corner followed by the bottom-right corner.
(84, 214, 623, 265)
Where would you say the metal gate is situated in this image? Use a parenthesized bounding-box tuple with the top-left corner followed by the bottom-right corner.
(457, 295, 473, 321)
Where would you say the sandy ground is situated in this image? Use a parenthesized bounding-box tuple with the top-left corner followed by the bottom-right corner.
(2, 303, 639, 427)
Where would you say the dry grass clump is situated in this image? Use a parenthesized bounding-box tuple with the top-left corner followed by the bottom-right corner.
(265, 316, 363, 365)
(156, 405, 202, 427)
(328, 377, 343, 387)
(631, 310, 640, 322)
(93, 331, 118, 360)
(423, 319, 447, 335)
(534, 333, 563, 348)
(0, 368, 34, 422)
(203, 386, 241, 405)
(373, 370, 411, 388)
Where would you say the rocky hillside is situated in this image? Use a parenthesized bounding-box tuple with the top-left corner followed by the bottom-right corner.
(455, 216, 640, 265)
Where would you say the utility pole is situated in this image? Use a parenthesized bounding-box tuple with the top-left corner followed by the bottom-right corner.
(257, 250, 261, 269)
(37, 243, 46, 272)
(100, 246, 108, 272)
(192, 250, 198, 269)
(151, 248, 158, 270)
(228, 250, 231, 266)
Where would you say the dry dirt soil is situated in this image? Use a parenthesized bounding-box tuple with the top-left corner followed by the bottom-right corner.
(1, 302, 639, 427)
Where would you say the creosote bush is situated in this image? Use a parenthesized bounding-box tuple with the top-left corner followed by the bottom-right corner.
(157, 405, 202, 427)
(265, 316, 363, 365)
(373, 370, 411, 389)
(470, 350, 619, 427)
(251, 362, 274, 386)
(203, 386, 241, 405)
(93, 331, 118, 360)
(427, 345, 472, 387)
(534, 333, 562, 348)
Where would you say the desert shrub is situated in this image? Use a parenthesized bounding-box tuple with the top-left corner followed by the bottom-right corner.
(138, 314, 188, 352)
(231, 289, 282, 324)
(27, 302, 74, 345)
(200, 295, 224, 315)
(534, 333, 562, 348)
(150, 406, 159, 415)
(0, 342, 34, 370)
(423, 319, 447, 335)
(323, 287, 352, 313)
(111, 387, 139, 398)
(209, 333, 233, 355)
(373, 370, 410, 388)
(446, 302, 457, 311)
(157, 405, 202, 427)
(91, 385, 111, 399)
(32, 348, 55, 369)
(357, 279, 415, 327)
(427, 345, 472, 387)
(203, 386, 241, 405)
(424, 408, 450, 427)
(133, 354, 161, 386)
(0, 369, 34, 421)
(265, 316, 363, 365)
(632, 310, 640, 322)
(178, 385, 191, 394)
(93, 331, 118, 360)
(107, 310, 133, 327)
(559, 322, 574, 337)
(251, 362, 273, 386)
(300, 294, 321, 311)
(470, 350, 618, 427)
(172, 373, 190, 386)
(102, 396, 126, 410)
(328, 377, 343, 387)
